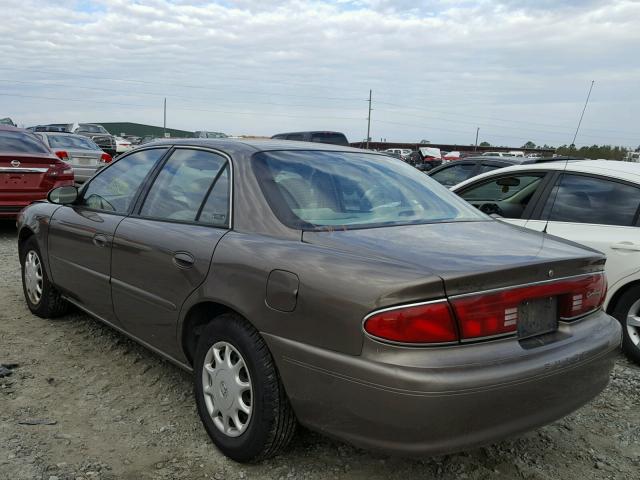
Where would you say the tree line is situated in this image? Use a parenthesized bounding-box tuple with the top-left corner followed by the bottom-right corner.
(478, 141, 639, 160)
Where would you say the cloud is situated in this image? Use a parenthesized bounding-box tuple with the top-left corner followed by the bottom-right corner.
(0, 0, 638, 146)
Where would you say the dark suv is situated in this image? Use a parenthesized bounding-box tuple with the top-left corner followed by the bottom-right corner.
(74, 124, 117, 157)
(271, 131, 349, 146)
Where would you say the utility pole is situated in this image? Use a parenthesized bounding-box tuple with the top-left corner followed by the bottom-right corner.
(571, 80, 595, 147)
(366, 89, 372, 150)
(163, 98, 167, 138)
(474, 127, 479, 151)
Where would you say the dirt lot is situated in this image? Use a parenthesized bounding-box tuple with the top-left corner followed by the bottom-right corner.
(1, 219, 639, 480)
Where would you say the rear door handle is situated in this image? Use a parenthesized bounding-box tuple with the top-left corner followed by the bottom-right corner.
(92, 234, 109, 248)
(611, 241, 640, 252)
(173, 252, 195, 268)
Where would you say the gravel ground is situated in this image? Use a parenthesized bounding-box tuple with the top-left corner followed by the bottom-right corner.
(1, 219, 639, 480)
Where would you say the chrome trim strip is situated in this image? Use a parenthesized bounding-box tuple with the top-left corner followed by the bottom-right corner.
(448, 271, 605, 299)
(559, 306, 601, 322)
(460, 332, 517, 343)
(0, 167, 48, 173)
(362, 299, 459, 347)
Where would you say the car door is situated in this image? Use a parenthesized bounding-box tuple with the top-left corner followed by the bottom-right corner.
(428, 162, 479, 188)
(110, 147, 231, 356)
(524, 172, 640, 290)
(455, 171, 550, 227)
(47, 147, 168, 322)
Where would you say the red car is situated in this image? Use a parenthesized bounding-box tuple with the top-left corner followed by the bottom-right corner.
(0, 125, 74, 218)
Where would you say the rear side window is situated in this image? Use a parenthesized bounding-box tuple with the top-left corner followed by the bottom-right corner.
(140, 149, 227, 223)
(286, 133, 305, 141)
(81, 148, 167, 213)
(429, 163, 476, 187)
(542, 174, 640, 226)
(0, 131, 49, 154)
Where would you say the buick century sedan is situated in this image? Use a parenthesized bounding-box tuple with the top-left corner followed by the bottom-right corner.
(17, 139, 621, 462)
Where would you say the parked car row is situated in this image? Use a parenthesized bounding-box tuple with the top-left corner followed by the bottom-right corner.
(14, 136, 622, 464)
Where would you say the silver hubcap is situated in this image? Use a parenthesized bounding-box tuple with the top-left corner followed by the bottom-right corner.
(24, 250, 43, 305)
(626, 299, 640, 347)
(202, 341, 253, 437)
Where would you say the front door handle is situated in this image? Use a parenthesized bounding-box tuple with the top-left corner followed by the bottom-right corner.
(611, 241, 640, 252)
(173, 252, 195, 268)
(92, 233, 109, 248)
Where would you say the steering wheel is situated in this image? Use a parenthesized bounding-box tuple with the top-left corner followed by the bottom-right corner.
(479, 202, 504, 216)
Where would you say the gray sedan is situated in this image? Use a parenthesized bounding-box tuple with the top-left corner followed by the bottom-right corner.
(16, 139, 620, 462)
(36, 132, 111, 182)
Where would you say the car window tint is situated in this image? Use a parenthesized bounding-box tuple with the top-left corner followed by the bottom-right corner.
(477, 164, 503, 174)
(286, 134, 305, 141)
(48, 135, 99, 150)
(430, 163, 476, 187)
(309, 133, 348, 145)
(542, 174, 640, 226)
(81, 148, 167, 213)
(140, 149, 226, 222)
(0, 131, 50, 154)
(198, 165, 230, 227)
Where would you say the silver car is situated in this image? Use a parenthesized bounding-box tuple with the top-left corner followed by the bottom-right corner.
(36, 132, 110, 183)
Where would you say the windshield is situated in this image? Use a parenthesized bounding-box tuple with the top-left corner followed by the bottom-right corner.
(79, 124, 108, 134)
(253, 150, 484, 230)
(48, 135, 99, 150)
(0, 131, 50, 154)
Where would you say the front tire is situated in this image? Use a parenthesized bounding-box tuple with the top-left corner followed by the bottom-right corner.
(194, 313, 296, 462)
(20, 236, 69, 318)
(611, 286, 640, 364)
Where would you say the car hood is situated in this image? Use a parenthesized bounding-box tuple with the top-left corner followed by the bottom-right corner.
(302, 220, 605, 296)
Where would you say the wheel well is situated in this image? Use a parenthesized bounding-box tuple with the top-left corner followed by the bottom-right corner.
(606, 279, 640, 315)
(18, 227, 34, 258)
(181, 302, 236, 366)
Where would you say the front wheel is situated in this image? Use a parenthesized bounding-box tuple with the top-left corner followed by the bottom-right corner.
(193, 313, 296, 462)
(20, 236, 69, 318)
(611, 286, 640, 364)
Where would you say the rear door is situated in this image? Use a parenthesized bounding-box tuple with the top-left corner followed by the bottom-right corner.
(47, 147, 168, 322)
(525, 172, 640, 290)
(111, 147, 231, 356)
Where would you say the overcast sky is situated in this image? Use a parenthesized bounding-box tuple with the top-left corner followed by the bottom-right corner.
(1, 0, 639, 147)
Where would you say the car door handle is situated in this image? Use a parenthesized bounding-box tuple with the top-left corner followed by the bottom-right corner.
(611, 241, 640, 252)
(92, 234, 109, 248)
(173, 252, 195, 268)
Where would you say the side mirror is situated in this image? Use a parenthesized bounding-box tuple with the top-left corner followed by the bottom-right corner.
(48, 185, 78, 205)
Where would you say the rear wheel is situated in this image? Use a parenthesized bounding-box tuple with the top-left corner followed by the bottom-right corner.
(611, 286, 640, 364)
(20, 236, 69, 318)
(193, 313, 296, 462)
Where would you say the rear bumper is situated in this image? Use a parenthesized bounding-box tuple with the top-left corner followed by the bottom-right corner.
(265, 309, 621, 456)
(71, 166, 98, 183)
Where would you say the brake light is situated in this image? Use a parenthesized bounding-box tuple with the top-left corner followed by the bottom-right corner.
(46, 160, 74, 179)
(55, 150, 69, 161)
(100, 152, 112, 163)
(363, 272, 606, 345)
(450, 273, 606, 340)
(363, 301, 458, 344)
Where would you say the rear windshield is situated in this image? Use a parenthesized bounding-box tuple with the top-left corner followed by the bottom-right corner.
(0, 131, 50, 154)
(253, 150, 484, 230)
(48, 135, 99, 150)
(309, 132, 348, 145)
(79, 124, 108, 134)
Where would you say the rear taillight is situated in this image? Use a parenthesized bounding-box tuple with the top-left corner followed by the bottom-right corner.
(47, 160, 74, 179)
(100, 153, 112, 163)
(363, 301, 458, 344)
(364, 273, 606, 345)
(55, 150, 69, 161)
(449, 272, 606, 340)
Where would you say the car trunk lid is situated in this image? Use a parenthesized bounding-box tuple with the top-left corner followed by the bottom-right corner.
(0, 153, 57, 192)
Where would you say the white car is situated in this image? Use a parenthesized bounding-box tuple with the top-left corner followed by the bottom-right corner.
(115, 136, 133, 154)
(451, 160, 640, 363)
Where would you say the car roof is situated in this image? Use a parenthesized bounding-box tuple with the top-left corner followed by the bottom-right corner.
(452, 160, 640, 191)
(141, 138, 368, 155)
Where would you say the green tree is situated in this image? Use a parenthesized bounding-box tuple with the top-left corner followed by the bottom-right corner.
(522, 141, 536, 149)
(479, 141, 491, 147)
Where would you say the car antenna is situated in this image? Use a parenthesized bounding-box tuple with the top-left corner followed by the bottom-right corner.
(543, 80, 595, 234)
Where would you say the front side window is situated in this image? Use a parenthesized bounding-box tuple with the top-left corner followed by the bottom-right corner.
(80, 148, 167, 213)
(429, 163, 476, 187)
(253, 150, 483, 230)
(542, 174, 640, 226)
(459, 173, 545, 219)
(140, 149, 227, 223)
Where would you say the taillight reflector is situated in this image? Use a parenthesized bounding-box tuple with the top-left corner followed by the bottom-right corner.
(55, 150, 69, 161)
(363, 301, 458, 344)
(100, 153, 112, 163)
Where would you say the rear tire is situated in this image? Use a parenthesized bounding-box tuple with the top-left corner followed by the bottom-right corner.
(193, 313, 296, 462)
(611, 286, 640, 364)
(20, 236, 69, 318)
